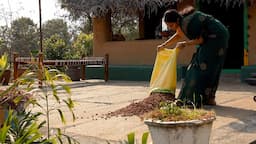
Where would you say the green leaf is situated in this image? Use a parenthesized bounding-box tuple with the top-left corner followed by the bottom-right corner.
(57, 109, 66, 124)
(0, 123, 11, 142)
(63, 99, 76, 121)
(0, 53, 8, 71)
(61, 85, 71, 94)
(127, 132, 135, 144)
(141, 132, 149, 144)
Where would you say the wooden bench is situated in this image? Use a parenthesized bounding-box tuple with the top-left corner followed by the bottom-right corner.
(13, 53, 109, 82)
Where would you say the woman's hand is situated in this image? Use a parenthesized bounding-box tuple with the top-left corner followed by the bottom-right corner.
(157, 44, 165, 52)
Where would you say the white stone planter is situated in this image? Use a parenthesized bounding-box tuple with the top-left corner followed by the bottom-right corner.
(144, 117, 215, 144)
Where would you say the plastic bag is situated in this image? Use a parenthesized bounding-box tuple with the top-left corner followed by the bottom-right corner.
(150, 48, 179, 94)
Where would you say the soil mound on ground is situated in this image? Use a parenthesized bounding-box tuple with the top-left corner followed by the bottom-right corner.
(108, 92, 175, 117)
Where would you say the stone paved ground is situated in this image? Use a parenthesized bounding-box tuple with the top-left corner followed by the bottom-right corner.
(40, 74, 256, 144)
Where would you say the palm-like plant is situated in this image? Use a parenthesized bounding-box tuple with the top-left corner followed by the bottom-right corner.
(0, 53, 78, 143)
(0, 110, 52, 144)
(36, 67, 75, 138)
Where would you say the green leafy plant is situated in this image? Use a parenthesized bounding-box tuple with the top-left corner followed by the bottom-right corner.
(0, 110, 52, 144)
(0, 54, 49, 143)
(144, 101, 215, 122)
(0, 53, 79, 143)
(124, 132, 149, 144)
(0, 89, 35, 112)
(22, 65, 78, 143)
(36, 68, 75, 142)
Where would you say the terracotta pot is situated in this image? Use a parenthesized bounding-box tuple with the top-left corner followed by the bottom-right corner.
(144, 116, 216, 144)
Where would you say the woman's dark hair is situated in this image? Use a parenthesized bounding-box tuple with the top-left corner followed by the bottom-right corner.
(163, 6, 195, 23)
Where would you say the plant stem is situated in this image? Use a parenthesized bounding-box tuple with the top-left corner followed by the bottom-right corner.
(46, 93, 50, 139)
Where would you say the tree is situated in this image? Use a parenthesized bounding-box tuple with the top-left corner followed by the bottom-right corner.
(42, 19, 74, 59)
(111, 13, 138, 40)
(43, 34, 70, 60)
(72, 33, 93, 58)
(10, 17, 38, 57)
(0, 26, 9, 55)
(42, 19, 71, 44)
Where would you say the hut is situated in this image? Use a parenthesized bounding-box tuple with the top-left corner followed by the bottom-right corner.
(61, 0, 256, 81)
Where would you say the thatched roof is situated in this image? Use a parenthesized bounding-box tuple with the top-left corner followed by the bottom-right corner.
(59, 0, 255, 17)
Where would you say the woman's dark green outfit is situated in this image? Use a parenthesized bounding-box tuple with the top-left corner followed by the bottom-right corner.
(178, 11, 229, 106)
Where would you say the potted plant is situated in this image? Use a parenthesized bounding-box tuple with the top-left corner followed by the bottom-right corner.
(0, 53, 34, 125)
(0, 53, 78, 143)
(143, 101, 216, 144)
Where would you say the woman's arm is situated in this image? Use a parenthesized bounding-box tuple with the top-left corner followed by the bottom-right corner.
(157, 32, 182, 51)
(176, 37, 203, 49)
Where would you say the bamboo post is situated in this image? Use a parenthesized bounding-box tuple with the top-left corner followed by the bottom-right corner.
(38, 53, 43, 87)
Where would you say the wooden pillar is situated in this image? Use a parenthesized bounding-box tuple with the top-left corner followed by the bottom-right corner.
(13, 53, 19, 80)
(248, 6, 256, 64)
(80, 54, 86, 80)
(104, 54, 109, 82)
(81, 64, 85, 80)
(243, 1, 249, 66)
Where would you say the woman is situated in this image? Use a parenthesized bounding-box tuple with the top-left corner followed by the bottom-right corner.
(158, 6, 229, 107)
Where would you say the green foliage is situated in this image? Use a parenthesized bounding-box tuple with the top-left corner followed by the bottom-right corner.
(127, 132, 135, 144)
(141, 132, 149, 144)
(32, 66, 77, 143)
(42, 19, 71, 44)
(0, 54, 78, 143)
(144, 101, 216, 121)
(43, 34, 70, 60)
(0, 110, 52, 144)
(124, 132, 149, 144)
(0, 53, 8, 71)
(0, 26, 11, 57)
(72, 33, 93, 58)
(111, 13, 139, 40)
(10, 17, 38, 56)
(42, 19, 73, 60)
(159, 102, 183, 117)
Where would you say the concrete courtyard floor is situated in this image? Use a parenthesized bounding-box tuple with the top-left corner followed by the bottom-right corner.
(45, 74, 256, 144)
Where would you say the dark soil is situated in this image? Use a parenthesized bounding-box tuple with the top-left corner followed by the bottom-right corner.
(108, 92, 175, 117)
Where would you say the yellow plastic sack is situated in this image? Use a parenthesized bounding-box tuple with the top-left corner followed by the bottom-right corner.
(150, 48, 179, 94)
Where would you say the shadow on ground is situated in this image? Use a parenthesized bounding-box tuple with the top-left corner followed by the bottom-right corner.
(206, 105, 256, 133)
